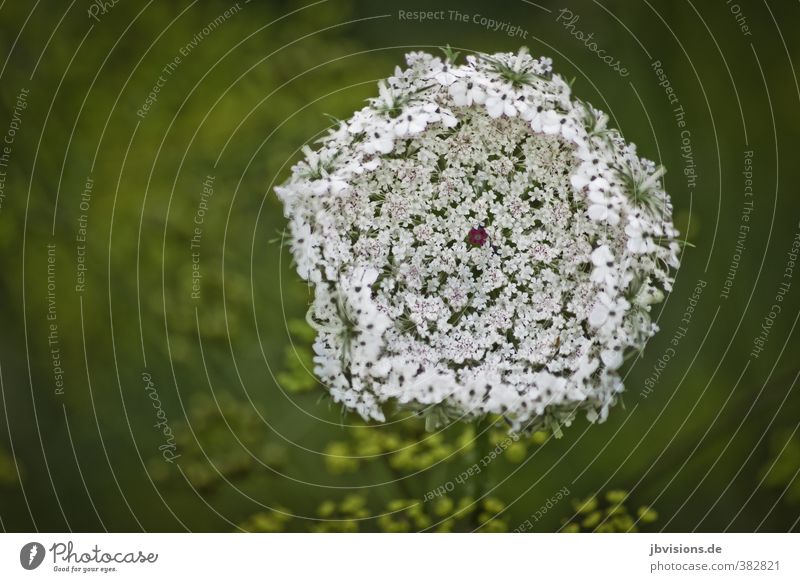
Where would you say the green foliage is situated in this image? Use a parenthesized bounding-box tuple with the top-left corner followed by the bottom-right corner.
(149, 392, 287, 493)
(311, 495, 369, 532)
(325, 418, 465, 474)
(277, 319, 320, 394)
(377, 496, 509, 533)
(561, 489, 658, 533)
(236, 494, 511, 533)
(0, 0, 796, 533)
(0, 447, 20, 486)
(239, 507, 293, 533)
(319, 409, 547, 476)
(760, 428, 800, 505)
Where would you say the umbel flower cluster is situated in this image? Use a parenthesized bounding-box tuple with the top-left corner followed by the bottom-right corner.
(276, 49, 680, 434)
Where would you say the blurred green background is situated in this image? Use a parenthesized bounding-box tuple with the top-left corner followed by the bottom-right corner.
(0, 0, 798, 532)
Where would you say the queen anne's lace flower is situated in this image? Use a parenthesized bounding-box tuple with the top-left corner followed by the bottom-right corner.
(276, 48, 680, 433)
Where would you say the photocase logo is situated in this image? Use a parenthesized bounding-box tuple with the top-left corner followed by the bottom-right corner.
(20, 542, 46, 570)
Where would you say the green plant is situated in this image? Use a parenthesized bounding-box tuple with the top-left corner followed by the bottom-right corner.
(561, 489, 658, 533)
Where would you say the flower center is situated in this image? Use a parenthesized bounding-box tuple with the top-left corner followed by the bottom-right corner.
(467, 227, 488, 247)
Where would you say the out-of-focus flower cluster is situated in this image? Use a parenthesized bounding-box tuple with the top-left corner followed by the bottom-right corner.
(561, 489, 658, 533)
(276, 48, 680, 433)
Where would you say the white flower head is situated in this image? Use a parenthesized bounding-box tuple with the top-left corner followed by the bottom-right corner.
(276, 49, 680, 433)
